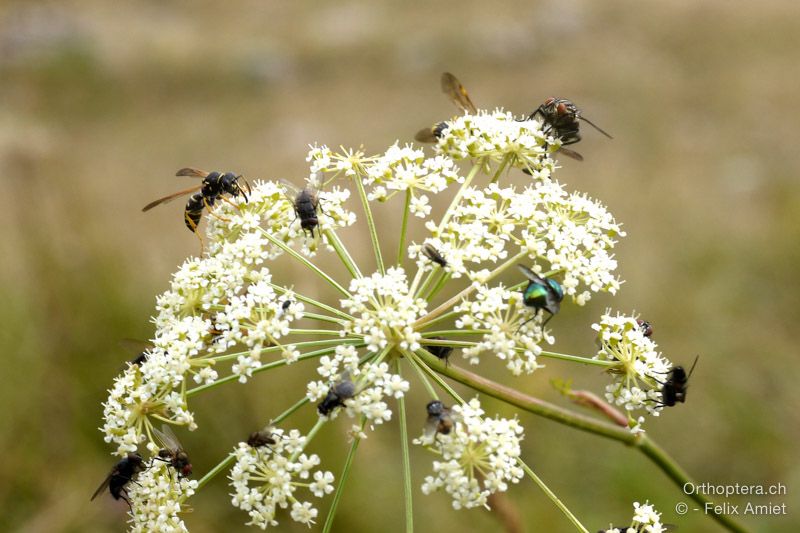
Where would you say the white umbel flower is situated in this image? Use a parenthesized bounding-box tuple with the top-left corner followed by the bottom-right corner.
(229, 428, 334, 529)
(127, 461, 197, 533)
(417, 398, 524, 509)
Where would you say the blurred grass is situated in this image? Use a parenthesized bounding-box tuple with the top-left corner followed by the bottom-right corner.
(1, 0, 799, 531)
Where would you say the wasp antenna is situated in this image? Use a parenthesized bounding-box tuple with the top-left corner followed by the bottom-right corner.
(579, 116, 613, 139)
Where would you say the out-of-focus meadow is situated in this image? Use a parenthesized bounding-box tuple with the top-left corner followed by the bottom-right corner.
(1, 1, 798, 531)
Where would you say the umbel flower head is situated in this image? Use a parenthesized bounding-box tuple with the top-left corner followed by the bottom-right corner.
(593, 310, 673, 432)
(416, 398, 524, 509)
(94, 73, 679, 533)
(600, 500, 667, 533)
(229, 428, 334, 529)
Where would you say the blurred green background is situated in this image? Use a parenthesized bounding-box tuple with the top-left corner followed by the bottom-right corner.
(1, 1, 798, 531)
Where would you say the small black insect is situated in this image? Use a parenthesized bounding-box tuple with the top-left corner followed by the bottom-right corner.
(423, 337, 453, 365)
(657, 357, 699, 407)
(424, 400, 456, 440)
(317, 374, 356, 416)
(143, 168, 250, 237)
(247, 427, 278, 448)
(637, 319, 653, 338)
(153, 424, 193, 478)
(421, 243, 448, 268)
(119, 339, 153, 367)
(281, 299, 293, 312)
(526, 97, 612, 161)
(415, 72, 477, 143)
(91, 452, 146, 508)
(282, 175, 323, 238)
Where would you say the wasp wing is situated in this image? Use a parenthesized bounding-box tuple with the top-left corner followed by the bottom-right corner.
(153, 424, 183, 452)
(441, 72, 477, 114)
(414, 126, 439, 144)
(142, 185, 203, 211)
(118, 338, 154, 354)
(175, 167, 210, 178)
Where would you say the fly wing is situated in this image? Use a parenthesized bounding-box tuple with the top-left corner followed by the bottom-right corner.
(279, 179, 302, 204)
(557, 147, 584, 161)
(142, 185, 202, 211)
(118, 338, 153, 354)
(153, 424, 182, 452)
(517, 264, 546, 284)
(175, 167, 210, 178)
(423, 414, 440, 440)
(90, 470, 114, 501)
(441, 72, 477, 114)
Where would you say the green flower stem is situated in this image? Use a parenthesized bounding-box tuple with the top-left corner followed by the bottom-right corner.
(395, 362, 414, 533)
(266, 281, 354, 322)
(437, 161, 482, 230)
(258, 228, 351, 297)
(289, 328, 351, 337)
(324, 228, 363, 279)
(192, 452, 236, 494)
(290, 417, 326, 462)
(488, 155, 510, 185)
(397, 189, 412, 266)
(186, 343, 367, 397)
(191, 396, 311, 495)
(414, 267, 438, 300)
(353, 171, 385, 275)
(416, 310, 459, 329)
(405, 349, 464, 404)
(409, 161, 483, 296)
(518, 459, 589, 533)
(414, 250, 527, 329)
(416, 352, 751, 533)
(300, 312, 348, 326)
(208, 338, 362, 364)
(322, 419, 366, 533)
(422, 270, 450, 302)
(416, 335, 616, 367)
(404, 353, 439, 399)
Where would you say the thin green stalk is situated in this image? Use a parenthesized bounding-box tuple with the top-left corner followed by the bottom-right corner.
(353, 172, 384, 275)
(414, 250, 527, 328)
(322, 420, 365, 533)
(266, 281, 354, 322)
(416, 336, 617, 367)
(397, 189, 412, 266)
(289, 417, 326, 462)
(191, 396, 311, 494)
(421, 269, 449, 302)
(258, 227, 351, 297)
(488, 155, 510, 185)
(324, 228, 363, 279)
(208, 338, 362, 364)
(186, 343, 367, 397)
(519, 460, 589, 533)
(300, 312, 348, 326)
(437, 161, 482, 230)
(414, 267, 438, 300)
(395, 362, 414, 533)
(404, 349, 463, 403)
(404, 352, 439, 399)
(415, 351, 751, 533)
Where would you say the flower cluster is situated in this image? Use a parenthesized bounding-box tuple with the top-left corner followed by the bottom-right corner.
(417, 398, 524, 509)
(306, 344, 409, 433)
(434, 109, 558, 177)
(601, 501, 667, 533)
(229, 428, 334, 529)
(593, 310, 673, 431)
(454, 284, 549, 375)
(361, 143, 462, 217)
(127, 461, 198, 533)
